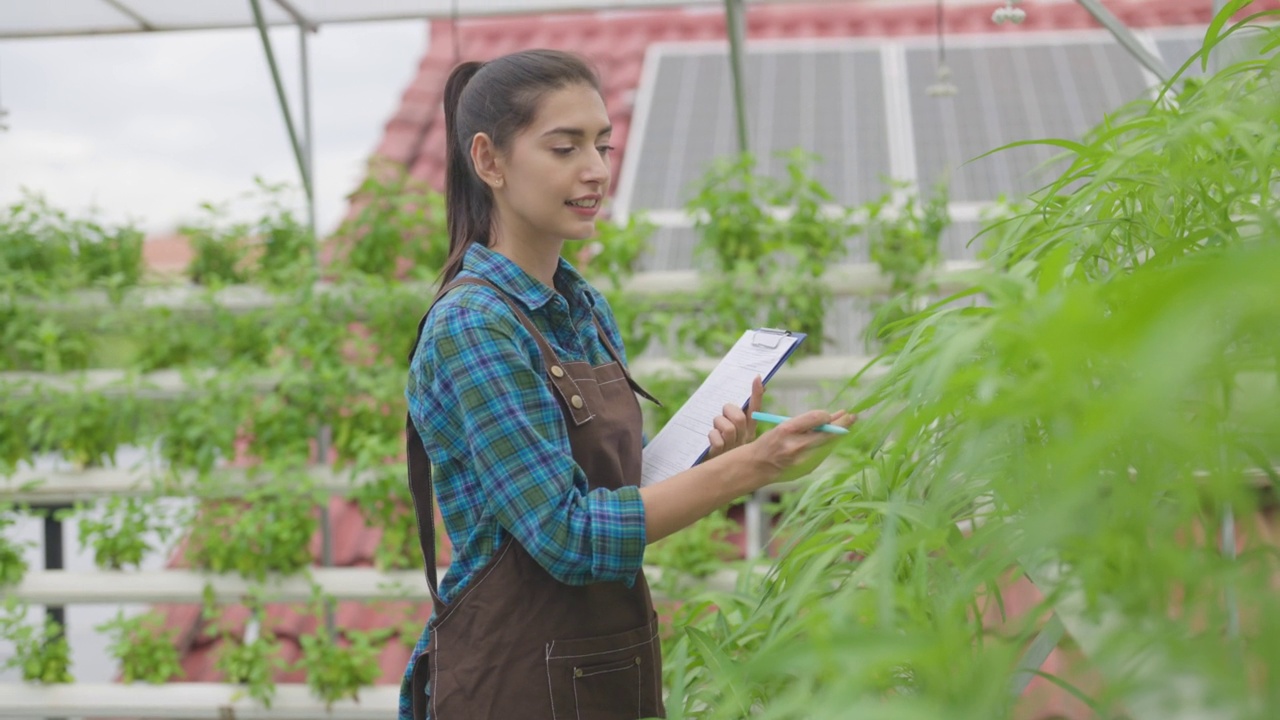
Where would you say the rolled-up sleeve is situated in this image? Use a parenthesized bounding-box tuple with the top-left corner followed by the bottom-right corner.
(425, 303, 646, 587)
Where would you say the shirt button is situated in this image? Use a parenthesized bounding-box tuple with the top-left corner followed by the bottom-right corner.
(570, 395, 584, 409)
(550, 365, 565, 378)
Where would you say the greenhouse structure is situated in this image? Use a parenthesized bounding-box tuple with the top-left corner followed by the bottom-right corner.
(2, 0, 1278, 719)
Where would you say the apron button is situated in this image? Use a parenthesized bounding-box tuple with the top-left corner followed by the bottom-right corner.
(550, 365, 565, 378)
(634, 657, 642, 665)
(570, 395, 584, 409)
(574, 668, 584, 678)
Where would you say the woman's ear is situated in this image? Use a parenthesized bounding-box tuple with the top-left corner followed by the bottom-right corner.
(470, 133, 505, 190)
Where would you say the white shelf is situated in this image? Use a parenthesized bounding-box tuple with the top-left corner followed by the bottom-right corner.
(1, 464, 365, 504)
(3, 261, 983, 315)
(8, 568, 432, 604)
(7, 566, 739, 605)
(0, 682, 399, 719)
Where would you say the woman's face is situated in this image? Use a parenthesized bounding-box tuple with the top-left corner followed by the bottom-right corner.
(491, 83, 613, 249)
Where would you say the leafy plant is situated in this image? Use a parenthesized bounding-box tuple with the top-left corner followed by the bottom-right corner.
(183, 202, 253, 287)
(660, 10, 1280, 719)
(0, 191, 143, 294)
(0, 505, 31, 587)
(96, 610, 184, 683)
(348, 467, 421, 571)
(0, 598, 74, 683)
(185, 474, 320, 580)
(295, 622, 388, 709)
(683, 150, 854, 357)
(332, 159, 448, 281)
(862, 180, 951, 346)
(76, 495, 178, 570)
(645, 507, 741, 594)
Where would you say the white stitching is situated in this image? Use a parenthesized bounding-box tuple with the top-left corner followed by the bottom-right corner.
(546, 642, 558, 720)
(546, 624, 658, 660)
(432, 540, 514, 630)
(576, 661, 637, 679)
(573, 671, 582, 720)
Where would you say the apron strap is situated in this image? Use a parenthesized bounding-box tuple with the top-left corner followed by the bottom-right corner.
(591, 314, 662, 408)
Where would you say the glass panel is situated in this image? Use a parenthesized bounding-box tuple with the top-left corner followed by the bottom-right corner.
(1, 0, 139, 37)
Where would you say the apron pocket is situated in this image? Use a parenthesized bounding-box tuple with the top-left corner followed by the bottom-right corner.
(546, 618, 660, 720)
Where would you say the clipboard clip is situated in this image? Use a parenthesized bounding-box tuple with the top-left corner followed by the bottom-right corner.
(751, 327, 791, 349)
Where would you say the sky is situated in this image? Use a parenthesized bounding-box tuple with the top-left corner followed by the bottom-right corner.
(0, 20, 429, 236)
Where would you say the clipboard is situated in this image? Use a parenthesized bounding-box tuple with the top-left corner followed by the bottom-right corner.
(639, 328, 806, 486)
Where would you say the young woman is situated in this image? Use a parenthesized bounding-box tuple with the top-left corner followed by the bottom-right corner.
(400, 49, 852, 720)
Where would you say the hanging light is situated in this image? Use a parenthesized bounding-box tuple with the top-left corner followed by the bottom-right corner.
(927, 0, 958, 96)
(993, 0, 1027, 25)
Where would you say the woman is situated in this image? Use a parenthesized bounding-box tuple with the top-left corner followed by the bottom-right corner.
(400, 49, 852, 720)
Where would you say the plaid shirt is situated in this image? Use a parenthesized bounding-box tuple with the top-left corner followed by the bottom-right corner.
(398, 243, 647, 719)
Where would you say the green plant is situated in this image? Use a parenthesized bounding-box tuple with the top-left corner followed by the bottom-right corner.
(348, 467, 421, 571)
(292, 586, 387, 709)
(862, 180, 951, 346)
(332, 159, 448, 281)
(683, 150, 854, 357)
(660, 10, 1280, 719)
(0, 191, 143, 294)
(185, 474, 320, 580)
(645, 507, 741, 595)
(76, 495, 178, 570)
(183, 202, 253, 287)
(0, 598, 74, 683)
(250, 178, 316, 290)
(11, 316, 89, 373)
(0, 505, 31, 587)
(96, 610, 184, 683)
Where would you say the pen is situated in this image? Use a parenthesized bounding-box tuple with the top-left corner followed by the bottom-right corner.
(751, 411, 849, 435)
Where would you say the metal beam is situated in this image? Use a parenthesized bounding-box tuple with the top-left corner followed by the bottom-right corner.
(723, 0, 750, 155)
(1076, 0, 1170, 84)
(270, 0, 320, 33)
(248, 0, 315, 230)
(100, 0, 156, 32)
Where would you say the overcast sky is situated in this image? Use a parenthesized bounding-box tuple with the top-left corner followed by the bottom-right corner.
(0, 20, 428, 236)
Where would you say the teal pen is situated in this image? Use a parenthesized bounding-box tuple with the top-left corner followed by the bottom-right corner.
(751, 411, 849, 435)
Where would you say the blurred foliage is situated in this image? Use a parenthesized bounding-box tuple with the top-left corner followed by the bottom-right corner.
(660, 9, 1280, 720)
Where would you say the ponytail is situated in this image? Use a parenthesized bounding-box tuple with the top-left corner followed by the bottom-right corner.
(439, 60, 489, 288)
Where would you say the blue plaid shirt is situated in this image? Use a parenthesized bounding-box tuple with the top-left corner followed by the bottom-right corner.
(398, 243, 647, 719)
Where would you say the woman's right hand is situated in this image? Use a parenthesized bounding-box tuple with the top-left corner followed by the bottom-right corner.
(746, 409, 855, 487)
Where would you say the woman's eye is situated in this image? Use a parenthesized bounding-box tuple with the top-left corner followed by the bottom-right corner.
(597, 145, 615, 155)
(552, 147, 575, 156)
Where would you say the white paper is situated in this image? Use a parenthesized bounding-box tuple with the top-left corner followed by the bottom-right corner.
(640, 330, 800, 486)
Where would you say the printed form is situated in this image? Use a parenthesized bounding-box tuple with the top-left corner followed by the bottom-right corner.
(640, 330, 802, 486)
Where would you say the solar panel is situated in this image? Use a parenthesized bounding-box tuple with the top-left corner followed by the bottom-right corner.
(1154, 27, 1260, 79)
(906, 38, 1150, 202)
(624, 45, 891, 213)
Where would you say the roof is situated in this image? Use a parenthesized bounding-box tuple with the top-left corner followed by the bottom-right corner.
(375, 0, 1253, 197)
(0, 0, 733, 39)
(154, 2, 1271, 716)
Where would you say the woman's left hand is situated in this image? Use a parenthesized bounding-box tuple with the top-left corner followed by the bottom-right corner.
(706, 375, 764, 460)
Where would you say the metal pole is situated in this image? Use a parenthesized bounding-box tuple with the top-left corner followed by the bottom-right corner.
(298, 23, 318, 243)
(40, 503, 70, 720)
(1076, 0, 1170, 84)
(40, 505, 69, 629)
(248, 0, 315, 208)
(724, 0, 750, 155)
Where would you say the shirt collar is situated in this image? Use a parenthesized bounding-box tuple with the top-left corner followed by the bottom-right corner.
(460, 243, 594, 312)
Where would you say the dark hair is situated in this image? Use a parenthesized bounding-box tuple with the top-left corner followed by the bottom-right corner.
(438, 49, 602, 286)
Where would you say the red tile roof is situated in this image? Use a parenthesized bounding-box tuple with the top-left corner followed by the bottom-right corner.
(155, 2, 1278, 716)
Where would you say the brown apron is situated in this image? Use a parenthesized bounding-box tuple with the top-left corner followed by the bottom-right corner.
(406, 276, 665, 720)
